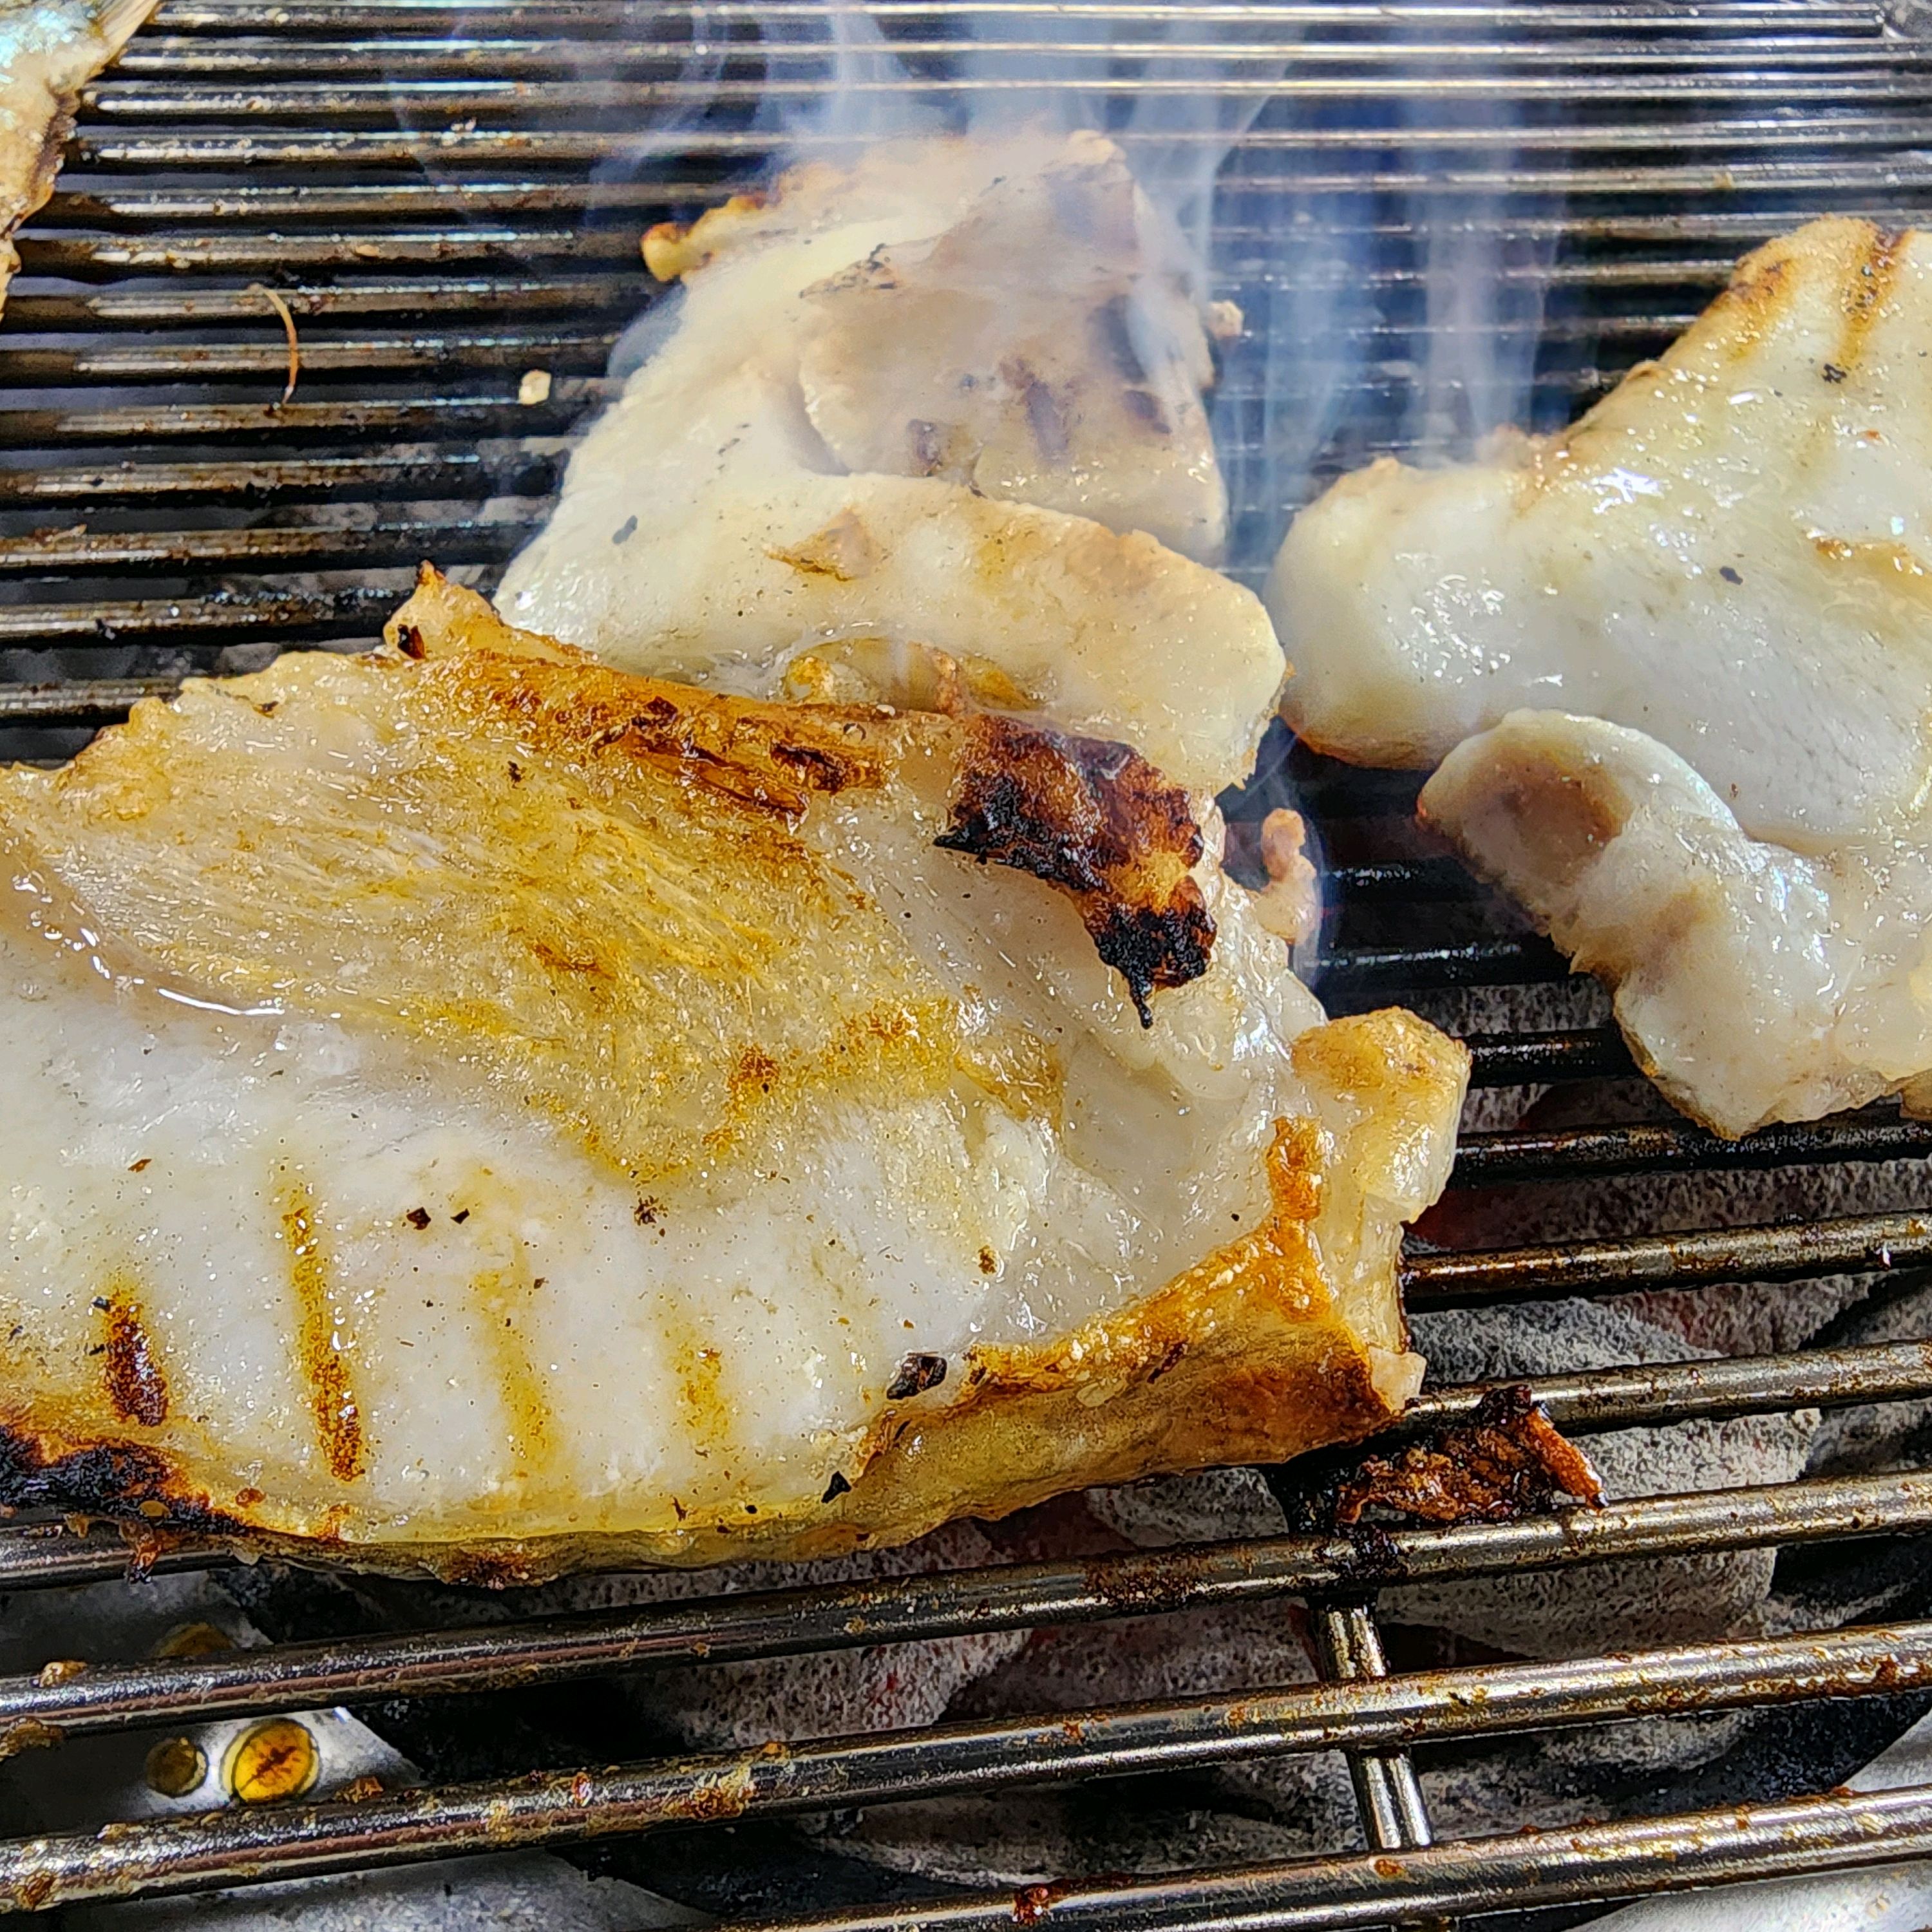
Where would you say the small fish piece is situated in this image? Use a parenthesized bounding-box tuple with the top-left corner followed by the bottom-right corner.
(1269, 218, 1932, 851)
(1419, 708, 1932, 1137)
(0, 0, 155, 316)
(497, 131, 1282, 802)
(0, 569, 1466, 1580)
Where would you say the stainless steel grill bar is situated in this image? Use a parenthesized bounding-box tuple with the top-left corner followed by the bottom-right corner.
(0, 334, 614, 382)
(1452, 1109, 1932, 1186)
(1306, 1604, 1439, 1902)
(0, 456, 557, 507)
(0, 590, 406, 649)
(142, 3, 1899, 30)
(1, 1621, 1926, 1912)
(1405, 1211, 1932, 1308)
(70, 134, 1932, 178)
(1321, 938, 1567, 999)
(1462, 1028, 1633, 1085)
(5, 287, 634, 328)
(0, 522, 541, 576)
(80, 79, 1932, 117)
(0, 679, 184, 723)
(1401, 1339, 1932, 1432)
(106, 39, 1932, 75)
(0, 393, 606, 444)
(727, 1786, 1932, 1932)
(21, 231, 638, 272)
(5, 1463, 1930, 1733)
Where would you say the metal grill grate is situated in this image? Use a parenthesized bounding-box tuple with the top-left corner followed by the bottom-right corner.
(6, 1, 1932, 1923)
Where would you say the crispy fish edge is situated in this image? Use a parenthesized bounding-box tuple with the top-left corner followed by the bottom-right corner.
(0, 574, 1468, 1582)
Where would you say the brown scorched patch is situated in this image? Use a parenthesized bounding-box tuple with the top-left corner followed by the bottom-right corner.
(938, 714, 1213, 1024)
(99, 1289, 168, 1428)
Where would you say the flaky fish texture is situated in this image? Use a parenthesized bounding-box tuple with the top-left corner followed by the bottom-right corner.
(0, 570, 1466, 1581)
(496, 131, 1282, 800)
(1422, 711, 1932, 1139)
(0, 0, 155, 315)
(1271, 218, 1932, 851)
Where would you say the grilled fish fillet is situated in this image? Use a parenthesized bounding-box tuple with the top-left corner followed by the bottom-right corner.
(496, 132, 1281, 800)
(0, 569, 1466, 1580)
(1421, 711, 1932, 1139)
(1270, 219, 1932, 850)
(0, 0, 155, 315)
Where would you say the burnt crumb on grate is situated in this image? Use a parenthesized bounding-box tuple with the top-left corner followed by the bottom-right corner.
(1271, 1384, 1603, 1533)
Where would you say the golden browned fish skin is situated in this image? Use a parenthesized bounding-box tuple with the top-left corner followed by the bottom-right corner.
(0, 0, 156, 316)
(0, 572, 1468, 1580)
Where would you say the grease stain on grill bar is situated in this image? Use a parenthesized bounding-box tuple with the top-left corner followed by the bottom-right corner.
(1454, 1106, 1932, 1184)
(3, 1461, 1930, 1728)
(0, 589, 408, 649)
(0, 520, 543, 576)
(724, 1785, 1932, 1932)
(0, 452, 560, 509)
(0, 331, 618, 383)
(0, 1622, 1927, 1911)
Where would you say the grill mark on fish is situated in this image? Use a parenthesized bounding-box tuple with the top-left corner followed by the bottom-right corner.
(1836, 223, 1907, 375)
(99, 1286, 167, 1429)
(281, 1177, 365, 1484)
(471, 1264, 555, 1481)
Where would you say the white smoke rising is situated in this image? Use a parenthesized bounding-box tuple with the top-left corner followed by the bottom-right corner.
(712, 0, 1558, 573)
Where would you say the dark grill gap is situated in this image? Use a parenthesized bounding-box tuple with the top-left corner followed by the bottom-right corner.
(4, 1, 1932, 1924)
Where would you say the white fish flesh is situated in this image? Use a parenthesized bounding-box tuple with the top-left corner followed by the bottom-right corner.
(1421, 710, 1932, 1139)
(0, 571, 1466, 1580)
(1269, 219, 1932, 851)
(496, 131, 1282, 801)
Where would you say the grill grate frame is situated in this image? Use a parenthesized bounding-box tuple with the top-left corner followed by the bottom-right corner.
(6, 1, 1932, 1924)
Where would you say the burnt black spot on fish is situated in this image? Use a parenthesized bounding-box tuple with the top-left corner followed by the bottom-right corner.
(938, 715, 1213, 1024)
(612, 515, 638, 545)
(405, 1208, 431, 1230)
(1719, 565, 1743, 585)
(886, 1352, 947, 1400)
(770, 742, 851, 793)
(1823, 362, 1848, 383)
(821, 1470, 852, 1503)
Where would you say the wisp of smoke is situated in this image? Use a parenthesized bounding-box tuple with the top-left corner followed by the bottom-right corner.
(460, 0, 1564, 981)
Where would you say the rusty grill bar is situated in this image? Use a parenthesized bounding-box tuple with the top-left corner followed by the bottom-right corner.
(6, 0, 1932, 1924)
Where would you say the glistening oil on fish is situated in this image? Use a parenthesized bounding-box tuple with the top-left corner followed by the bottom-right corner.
(0, 569, 1467, 1582)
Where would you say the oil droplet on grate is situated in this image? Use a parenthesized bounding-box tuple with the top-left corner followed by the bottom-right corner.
(144, 1736, 207, 1799)
(223, 1719, 319, 1804)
